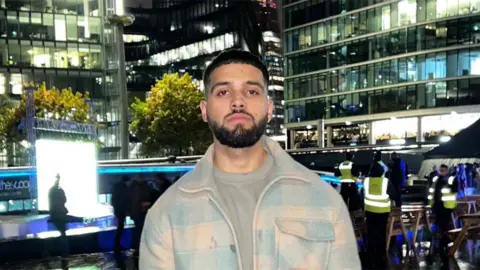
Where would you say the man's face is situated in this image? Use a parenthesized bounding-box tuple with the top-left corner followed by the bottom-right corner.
(200, 63, 273, 148)
(439, 167, 448, 176)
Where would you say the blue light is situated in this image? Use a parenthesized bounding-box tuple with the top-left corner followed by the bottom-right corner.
(318, 174, 364, 188)
(0, 166, 196, 178)
(98, 166, 195, 174)
(0, 171, 33, 178)
(0, 167, 362, 189)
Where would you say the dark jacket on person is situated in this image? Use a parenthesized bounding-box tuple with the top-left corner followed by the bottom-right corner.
(368, 162, 397, 203)
(389, 158, 408, 188)
(129, 181, 152, 219)
(48, 185, 68, 218)
(112, 181, 129, 217)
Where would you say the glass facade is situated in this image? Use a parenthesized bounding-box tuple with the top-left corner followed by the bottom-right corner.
(0, 0, 125, 164)
(284, 0, 480, 148)
(285, 0, 480, 53)
(286, 77, 480, 123)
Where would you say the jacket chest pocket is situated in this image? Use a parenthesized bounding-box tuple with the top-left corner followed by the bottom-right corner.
(274, 218, 335, 270)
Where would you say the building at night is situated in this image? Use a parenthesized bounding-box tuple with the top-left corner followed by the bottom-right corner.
(123, 0, 285, 148)
(283, 0, 480, 149)
(257, 0, 285, 139)
(0, 0, 129, 165)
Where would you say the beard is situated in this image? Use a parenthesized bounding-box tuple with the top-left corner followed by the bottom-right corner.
(207, 111, 268, 149)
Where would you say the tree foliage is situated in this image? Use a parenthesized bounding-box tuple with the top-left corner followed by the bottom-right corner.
(0, 94, 15, 150)
(15, 82, 89, 124)
(1, 82, 90, 145)
(130, 73, 212, 156)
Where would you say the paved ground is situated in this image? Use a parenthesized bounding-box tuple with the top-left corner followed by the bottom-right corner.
(1, 246, 480, 270)
(0, 251, 138, 270)
(0, 241, 480, 270)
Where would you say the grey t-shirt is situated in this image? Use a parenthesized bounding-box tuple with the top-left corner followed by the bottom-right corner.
(214, 153, 274, 270)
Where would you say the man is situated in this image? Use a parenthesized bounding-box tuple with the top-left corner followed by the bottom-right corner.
(388, 152, 407, 206)
(140, 49, 360, 269)
(428, 164, 457, 268)
(335, 152, 361, 211)
(427, 165, 439, 187)
(129, 174, 152, 256)
(365, 151, 397, 269)
(111, 176, 130, 252)
(48, 173, 69, 257)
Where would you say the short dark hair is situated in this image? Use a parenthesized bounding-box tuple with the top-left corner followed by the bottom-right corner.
(440, 164, 449, 170)
(374, 151, 382, 162)
(345, 152, 354, 161)
(202, 49, 269, 97)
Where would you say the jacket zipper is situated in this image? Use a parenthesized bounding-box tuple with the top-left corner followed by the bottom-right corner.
(207, 193, 244, 270)
(251, 175, 311, 270)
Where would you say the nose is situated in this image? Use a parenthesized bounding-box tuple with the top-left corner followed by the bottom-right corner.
(230, 92, 246, 110)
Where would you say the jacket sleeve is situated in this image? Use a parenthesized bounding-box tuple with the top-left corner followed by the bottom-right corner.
(334, 167, 341, 177)
(387, 179, 397, 202)
(351, 164, 360, 178)
(450, 176, 459, 193)
(328, 195, 362, 270)
(139, 210, 175, 269)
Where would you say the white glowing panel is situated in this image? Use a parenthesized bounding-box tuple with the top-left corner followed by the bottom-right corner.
(36, 139, 97, 214)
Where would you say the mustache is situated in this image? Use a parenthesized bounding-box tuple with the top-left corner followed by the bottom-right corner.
(225, 110, 254, 119)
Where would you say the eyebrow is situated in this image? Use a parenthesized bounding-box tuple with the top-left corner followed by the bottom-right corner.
(209, 80, 266, 94)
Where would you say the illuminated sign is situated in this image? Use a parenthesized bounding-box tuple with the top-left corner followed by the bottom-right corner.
(0, 177, 31, 200)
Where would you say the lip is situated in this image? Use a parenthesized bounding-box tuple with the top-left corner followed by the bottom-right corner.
(228, 114, 251, 122)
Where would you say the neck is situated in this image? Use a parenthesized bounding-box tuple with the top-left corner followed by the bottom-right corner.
(213, 139, 267, 174)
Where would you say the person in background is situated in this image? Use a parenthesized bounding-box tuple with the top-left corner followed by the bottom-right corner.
(455, 164, 467, 197)
(388, 152, 407, 206)
(48, 173, 69, 257)
(111, 176, 130, 253)
(335, 152, 361, 211)
(427, 165, 439, 187)
(365, 151, 397, 269)
(474, 163, 480, 189)
(129, 174, 152, 256)
(147, 180, 161, 204)
(427, 164, 458, 268)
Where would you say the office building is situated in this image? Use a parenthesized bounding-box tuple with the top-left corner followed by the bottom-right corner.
(257, 0, 285, 139)
(124, 0, 285, 147)
(283, 0, 480, 149)
(0, 0, 128, 164)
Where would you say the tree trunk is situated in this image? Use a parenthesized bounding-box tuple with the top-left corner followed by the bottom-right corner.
(6, 140, 15, 167)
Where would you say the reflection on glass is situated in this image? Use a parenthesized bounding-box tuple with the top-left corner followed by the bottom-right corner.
(286, 78, 480, 122)
(286, 0, 480, 53)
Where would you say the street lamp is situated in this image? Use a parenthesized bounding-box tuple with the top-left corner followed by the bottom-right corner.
(108, 13, 135, 159)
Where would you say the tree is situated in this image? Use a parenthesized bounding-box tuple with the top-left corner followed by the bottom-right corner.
(1, 83, 91, 165)
(0, 94, 15, 151)
(130, 73, 212, 156)
(14, 82, 89, 125)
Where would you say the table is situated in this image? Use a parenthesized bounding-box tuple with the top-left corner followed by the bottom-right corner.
(448, 214, 480, 256)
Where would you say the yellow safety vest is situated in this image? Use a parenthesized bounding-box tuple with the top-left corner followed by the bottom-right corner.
(428, 176, 457, 209)
(364, 177, 391, 213)
(339, 161, 357, 183)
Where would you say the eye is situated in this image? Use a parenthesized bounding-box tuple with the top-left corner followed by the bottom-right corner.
(247, 89, 259, 95)
(216, 90, 228, 96)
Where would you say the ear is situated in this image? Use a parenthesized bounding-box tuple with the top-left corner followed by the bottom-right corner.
(200, 100, 208, 123)
(267, 99, 273, 122)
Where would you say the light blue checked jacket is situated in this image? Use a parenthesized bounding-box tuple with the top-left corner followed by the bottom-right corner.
(140, 137, 361, 270)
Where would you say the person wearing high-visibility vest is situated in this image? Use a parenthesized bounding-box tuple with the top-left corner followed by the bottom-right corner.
(334, 152, 361, 211)
(428, 164, 458, 267)
(364, 151, 397, 269)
